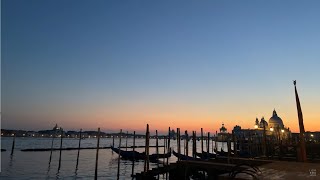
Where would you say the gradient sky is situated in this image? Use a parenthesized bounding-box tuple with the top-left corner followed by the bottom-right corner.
(2, 0, 320, 134)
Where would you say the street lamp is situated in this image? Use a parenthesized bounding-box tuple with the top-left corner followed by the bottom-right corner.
(281, 129, 284, 133)
(270, 127, 274, 132)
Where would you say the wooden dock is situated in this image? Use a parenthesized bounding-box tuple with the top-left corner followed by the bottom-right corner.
(134, 159, 267, 180)
(219, 160, 320, 179)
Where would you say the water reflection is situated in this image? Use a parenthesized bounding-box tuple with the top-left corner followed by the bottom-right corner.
(1, 137, 232, 179)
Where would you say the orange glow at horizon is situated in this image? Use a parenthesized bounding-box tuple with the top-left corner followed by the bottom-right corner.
(10, 91, 319, 134)
(59, 105, 320, 134)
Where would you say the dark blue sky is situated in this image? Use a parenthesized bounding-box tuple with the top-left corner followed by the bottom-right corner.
(2, 0, 320, 132)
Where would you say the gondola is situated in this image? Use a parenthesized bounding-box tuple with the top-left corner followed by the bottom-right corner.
(172, 150, 199, 161)
(111, 146, 171, 161)
(195, 151, 217, 159)
(214, 148, 234, 156)
(148, 148, 172, 160)
(111, 146, 144, 160)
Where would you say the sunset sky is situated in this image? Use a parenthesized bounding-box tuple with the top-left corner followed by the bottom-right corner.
(2, 0, 320, 134)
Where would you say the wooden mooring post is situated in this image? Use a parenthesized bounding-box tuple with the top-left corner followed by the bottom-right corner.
(112, 135, 115, 154)
(49, 132, 55, 164)
(201, 128, 204, 158)
(11, 134, 16, 156)
(58, 129, 63, 170)
(192, 131, 196, 158)
(165, 128, 171, 180)
(177, 128, 181, 161)
(184, 131, 186, 155)
(179, 128, 181, 157)
(163, 134, 166, 166)
(155, 130, 159, 179)
(185, 130, 189, 157)
(144, 124, 150, 173)
(131, 131, 136, 180)
(76, 129, 82, 169)
(117, 129, 122, 180)
(211, 134, 214, 153)
(167, 127, 171, 166)
(207, 132, 210, 154)
(94, 128, 101, 180)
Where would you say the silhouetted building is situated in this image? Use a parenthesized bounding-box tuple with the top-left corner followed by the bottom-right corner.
(234, 109, 291, 141)
(217, 123, 229, 141)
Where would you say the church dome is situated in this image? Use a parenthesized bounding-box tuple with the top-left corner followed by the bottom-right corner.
(269, 109, 284, 128)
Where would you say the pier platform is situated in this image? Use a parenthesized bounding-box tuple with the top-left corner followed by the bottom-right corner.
(219, 160, 320, 179)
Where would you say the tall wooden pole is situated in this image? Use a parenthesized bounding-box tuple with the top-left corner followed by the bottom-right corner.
(167, 127, 171, 152)
(49, 132, 55, 164)
(167, 127, 170, 165)
(144, 124, 150, 173)
(76, 129, 82, 169)
(155, 130, 159, 179)
(192, 131, 195, 158)
(184, 131, 186, 156)
(185, 130, 189, 157)
(201, 128, 204, 155)
(177, 128, 181, 161)
(207, 132, 210, 154)
(294, 80, 307, 162)
(195, 131, 197, 157)
(117, 129, 122, 180)
(58, 128, 63, 170)
(11, 134, 16, 156)
(131, 131, 136, 179)
(94, 128, 101, 180)
(163, 134, 166, 166)
(156, 130, 159, 166)
(212, 135, 214, 153)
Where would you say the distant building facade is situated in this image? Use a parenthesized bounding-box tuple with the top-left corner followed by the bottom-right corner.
(217, 123, 229, 141)
(234, 109, 291, 141)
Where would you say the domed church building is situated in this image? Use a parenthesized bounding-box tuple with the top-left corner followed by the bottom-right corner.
(234, 109, 291, 141)
(268, 109, 284, 129)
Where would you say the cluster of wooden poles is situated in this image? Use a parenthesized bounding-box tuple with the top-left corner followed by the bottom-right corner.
(175, 128, 233, 161)
(130, 124, 172, 180)
(8, 125, 263, 179)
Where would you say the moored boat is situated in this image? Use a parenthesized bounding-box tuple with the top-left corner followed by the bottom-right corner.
(111, 146, 171, 161)
(172, 150, 199, 161)
(195, 151, 217, 159)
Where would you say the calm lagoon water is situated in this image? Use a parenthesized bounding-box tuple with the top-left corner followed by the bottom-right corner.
(1, 137, 231, 179)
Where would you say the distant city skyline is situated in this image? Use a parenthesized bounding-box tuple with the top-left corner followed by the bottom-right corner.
(2, 0, 320, 134)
